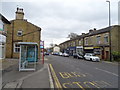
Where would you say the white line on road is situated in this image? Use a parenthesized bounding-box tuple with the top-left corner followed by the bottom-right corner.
(47, 64, 54, 88)
(95, 68, 118, 77)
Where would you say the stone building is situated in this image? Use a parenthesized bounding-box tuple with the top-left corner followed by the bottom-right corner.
(5, 8, 41, 59)
(0, 14, 10, 59)
(59, 25, 120, 60)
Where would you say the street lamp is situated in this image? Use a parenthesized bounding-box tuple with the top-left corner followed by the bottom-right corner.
(106, 0, 112, 61)
(106, 0, 111, 26)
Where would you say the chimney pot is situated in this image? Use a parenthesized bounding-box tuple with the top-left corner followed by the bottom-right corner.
(15, 7, 24, 19)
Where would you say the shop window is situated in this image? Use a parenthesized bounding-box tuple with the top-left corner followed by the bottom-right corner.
(14, 43, 20, 53)
(94, 48, 101, 55)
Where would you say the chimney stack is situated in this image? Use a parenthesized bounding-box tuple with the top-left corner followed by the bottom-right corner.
(89, 29, 93, 33)
(82, 33, 85, 35)
(15, 7, 24, 19)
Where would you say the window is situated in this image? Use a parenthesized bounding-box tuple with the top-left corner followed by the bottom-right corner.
(104, 36, 108, 43)
(73, 42, 75, 46)
(14, 43, 20, 53)
(79, 40, 81, 45)
(17, 30, 23, 36)
(96, 36, 101, 44)
(85, 38, 88, 45)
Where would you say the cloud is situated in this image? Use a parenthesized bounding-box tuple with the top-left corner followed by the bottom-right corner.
(1, 0, 118, 47)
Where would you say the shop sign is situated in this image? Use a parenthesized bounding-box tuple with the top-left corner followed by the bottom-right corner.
(76, 46, 83, 48)
(84, 47, 93, 49)
(0, 20, 4, 31)
(0, 34, 6, 43)
(94, 47, 100, 49)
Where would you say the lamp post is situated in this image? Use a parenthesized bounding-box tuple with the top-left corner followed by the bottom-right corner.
(106, 0, 111, 26)
(106, 0, 112, 61)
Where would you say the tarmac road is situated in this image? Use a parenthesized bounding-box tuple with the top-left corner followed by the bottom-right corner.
(46, 55, 118, 89)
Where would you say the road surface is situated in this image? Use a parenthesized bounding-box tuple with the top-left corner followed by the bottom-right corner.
(46, 55, 118, 89)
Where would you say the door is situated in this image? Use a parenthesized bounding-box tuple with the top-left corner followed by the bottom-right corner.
(105, 51, 109, 60)
(102, 50, 104, 59)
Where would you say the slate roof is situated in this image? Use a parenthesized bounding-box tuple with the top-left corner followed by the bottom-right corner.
(59, 25, 120, 45)
(0, 14, 11, 24)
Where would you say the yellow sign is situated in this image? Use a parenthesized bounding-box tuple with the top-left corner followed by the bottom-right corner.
(84, 47, 93, 49)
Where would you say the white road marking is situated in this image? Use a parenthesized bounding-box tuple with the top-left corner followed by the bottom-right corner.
(47, 64, 54, 88)
(95, 68, 118, 77)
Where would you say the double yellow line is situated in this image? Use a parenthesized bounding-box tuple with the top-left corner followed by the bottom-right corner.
(49, 64, 62, 89)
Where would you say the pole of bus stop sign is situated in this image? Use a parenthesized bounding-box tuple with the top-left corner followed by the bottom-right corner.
(42, 41, 44, 64)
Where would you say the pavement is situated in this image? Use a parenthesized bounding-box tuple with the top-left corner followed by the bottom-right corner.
(0, 58, 52, 89)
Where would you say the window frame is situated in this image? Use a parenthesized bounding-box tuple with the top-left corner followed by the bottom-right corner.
(85, 38, 88, 45)
(96, 36, 101, 44)
(17, 30, 23, 36)
(14, 43, 20, 53)
(104, 35, 109, 43)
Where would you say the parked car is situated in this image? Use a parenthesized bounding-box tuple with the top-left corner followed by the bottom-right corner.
(84, 53, 100, 62)
(44, 52, 49, 55)
(62, 53, 69, 57)
(52, 52, 59, 55)
(58, 52, 63, 56)
(73, 53, 83, 59)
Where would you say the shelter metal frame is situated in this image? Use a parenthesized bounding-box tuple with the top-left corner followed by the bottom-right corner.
(18, 42, 38, 71)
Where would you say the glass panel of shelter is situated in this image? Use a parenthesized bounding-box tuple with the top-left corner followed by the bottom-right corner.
(19, 44, 37, 71)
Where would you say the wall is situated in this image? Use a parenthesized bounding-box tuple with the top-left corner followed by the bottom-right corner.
(111, 25, 119, 53)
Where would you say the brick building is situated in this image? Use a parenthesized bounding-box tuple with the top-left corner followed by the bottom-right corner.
(5, 8, 41, 59)
(59, 25, 120, 60)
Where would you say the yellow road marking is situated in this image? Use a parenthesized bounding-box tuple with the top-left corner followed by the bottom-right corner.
(73, 82, 85, 90)
(62, 83, 72, 88)
(59, 72, 70, 78)
(84, 81, 100, 88)
(49, 64, 62, 89)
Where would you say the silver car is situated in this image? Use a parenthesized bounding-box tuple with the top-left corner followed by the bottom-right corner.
(62, 53, 69, 57)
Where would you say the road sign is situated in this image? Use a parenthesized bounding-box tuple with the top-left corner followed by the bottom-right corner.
(40, 41, 44, 46)
(40, 46, 44, 49)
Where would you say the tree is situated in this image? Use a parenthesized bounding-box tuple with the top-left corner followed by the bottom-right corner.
(67, 33, 79, 39)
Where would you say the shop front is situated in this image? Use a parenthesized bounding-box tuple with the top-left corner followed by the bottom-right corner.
(0, 14, 10, 59)
(76, 46, 84, 55)
(93, 47, 102, 59)
(93, 46, 109, 60)
(68, 47, 76, 56)
(0, 26, 6, 59)
(84, 47, 94, 53)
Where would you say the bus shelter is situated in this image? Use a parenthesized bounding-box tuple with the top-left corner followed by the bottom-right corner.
(18, 42, 38, 71)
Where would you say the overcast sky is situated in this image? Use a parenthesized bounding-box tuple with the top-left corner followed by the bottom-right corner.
(1, 0, 119, 48)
